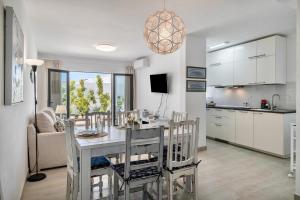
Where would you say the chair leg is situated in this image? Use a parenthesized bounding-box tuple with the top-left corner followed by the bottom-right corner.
(167, 175, 173, 200)
(124, 182, 130, 200)
(193, 168, 199, 200)
(186, 175, 192, 193)
(113, 173, 119, 200)
(72, 175, 79, 200)
(99, 175, 103, 197)
(157, 178, 163, 200)
(66, 173, 71, 200)
(108, 173, 113, 200)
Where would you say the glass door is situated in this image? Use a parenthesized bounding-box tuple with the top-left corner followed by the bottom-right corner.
(113, 74, 133, 125)
(48, 69, 70, 117)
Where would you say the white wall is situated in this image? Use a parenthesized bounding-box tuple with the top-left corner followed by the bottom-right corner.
(0, 0, 38, 199)
(207, 33, 296, 110)
(186, 35, 207, 148)
(136, 35, 207, 148)
(136, 45, 186, 118)
(36, 53, 130, 110)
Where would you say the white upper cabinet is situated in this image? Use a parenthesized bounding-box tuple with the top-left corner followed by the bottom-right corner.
(234, 42, 257, 85)
(256, 36, 286, 84)
(207, 48, 234, 86)
(207, 35, 286, 86)
(256, 36, 276, 57)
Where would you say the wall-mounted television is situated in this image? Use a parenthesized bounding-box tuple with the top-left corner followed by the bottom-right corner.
(150, 73, 168, 93)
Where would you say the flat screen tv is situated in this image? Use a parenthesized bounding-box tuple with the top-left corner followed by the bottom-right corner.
(150, 73, 168, 93)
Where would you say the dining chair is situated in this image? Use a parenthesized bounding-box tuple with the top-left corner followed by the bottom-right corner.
(64, 119, 113, 200)
(85, 111, 111, 130)
(112, 126, 164, 200)
(164, 118, 200, 200)
(171, 111, 188, 122)
(116, 110, 140, 127)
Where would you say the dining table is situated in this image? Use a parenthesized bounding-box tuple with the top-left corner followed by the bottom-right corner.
(75, 120, 170, 200)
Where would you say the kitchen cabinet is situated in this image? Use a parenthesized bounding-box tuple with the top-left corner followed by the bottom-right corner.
(234, 42, 257, 85)
(206, 109, 236, 142)
(207, 35, 286, 86)
(235, 111, 253, 147)
(256, 36, 286, 84)
(256, 55, 276, 84)
(207, 48, 234, 86)
(253, 112, 294, 156)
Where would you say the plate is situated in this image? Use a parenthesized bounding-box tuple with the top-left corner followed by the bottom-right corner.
(76, 130, 98, 137)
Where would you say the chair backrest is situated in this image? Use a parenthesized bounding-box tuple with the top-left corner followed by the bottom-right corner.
(124, 126, 164, 180)
(85, 111, 111, 129)
(172, 111, 188, 122)
(167, 118, 200, 170)
(117, 110, 140, 127)
(64, 120, 79, 173)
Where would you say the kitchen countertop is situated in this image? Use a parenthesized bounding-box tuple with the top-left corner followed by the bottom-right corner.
(206, 105, 296, 114)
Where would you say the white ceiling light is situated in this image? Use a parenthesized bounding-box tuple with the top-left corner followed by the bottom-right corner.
(209, 42, 229, 50)
(95, 43, 117, 52)
(144, 0, 186, 55)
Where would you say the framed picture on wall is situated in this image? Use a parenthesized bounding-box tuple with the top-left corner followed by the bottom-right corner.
(4, 7, 24, 105)
(186, 80, 206, 92)
(186, 66, 206, 79)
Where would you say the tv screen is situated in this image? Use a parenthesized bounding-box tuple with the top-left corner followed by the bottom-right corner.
(150, 74, 168, 93)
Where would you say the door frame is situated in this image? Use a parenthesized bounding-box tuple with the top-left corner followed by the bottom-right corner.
(112, 73, 133, 126)
(47, 68, 70, 118)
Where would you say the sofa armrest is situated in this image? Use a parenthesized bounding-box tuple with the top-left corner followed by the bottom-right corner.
(28, 126, 67, 170)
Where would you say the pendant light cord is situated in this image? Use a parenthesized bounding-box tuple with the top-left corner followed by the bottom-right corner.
(163, 0, 166, 10)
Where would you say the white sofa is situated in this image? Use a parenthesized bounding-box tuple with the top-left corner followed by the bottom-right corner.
(27, 108, 67, 171)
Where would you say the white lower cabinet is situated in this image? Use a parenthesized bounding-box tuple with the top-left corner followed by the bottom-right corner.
(207, 108, 295, 157)
(206, 109, 236, 142)
(235, 111, 254, 148)
(253, 112, 292, 156)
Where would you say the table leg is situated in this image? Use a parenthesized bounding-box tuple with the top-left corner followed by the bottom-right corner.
(80, 149, 91, 200)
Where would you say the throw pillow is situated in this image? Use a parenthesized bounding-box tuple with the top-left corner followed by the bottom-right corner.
(54, 120, 65, 132)
(43, 108, 56, 122)
(37, 112, 56, 133)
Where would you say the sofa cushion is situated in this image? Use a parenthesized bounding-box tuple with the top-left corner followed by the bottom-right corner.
(54, 120, 65, 132)
(37, 112, 56, 133)
(43, 108, 56, 122)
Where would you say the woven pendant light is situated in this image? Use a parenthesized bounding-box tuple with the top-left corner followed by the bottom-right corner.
(144, 0, 186, 55)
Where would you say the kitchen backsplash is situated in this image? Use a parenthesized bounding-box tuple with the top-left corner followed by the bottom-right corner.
(206, 82, 296, 109)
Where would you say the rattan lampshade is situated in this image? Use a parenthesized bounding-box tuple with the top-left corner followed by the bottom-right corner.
(144, 9, 185, 55)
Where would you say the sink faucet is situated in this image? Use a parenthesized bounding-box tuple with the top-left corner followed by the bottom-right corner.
(271, 94, 280, 110)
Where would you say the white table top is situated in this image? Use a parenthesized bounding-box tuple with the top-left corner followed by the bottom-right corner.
(75, 121, 169, 150)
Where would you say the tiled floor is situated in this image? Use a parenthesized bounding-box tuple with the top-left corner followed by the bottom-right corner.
(21, 139, 295, 200)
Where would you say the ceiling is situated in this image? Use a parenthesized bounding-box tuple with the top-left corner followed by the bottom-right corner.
(26, 0, 297, 62)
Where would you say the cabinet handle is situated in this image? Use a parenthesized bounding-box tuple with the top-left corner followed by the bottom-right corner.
(239, 111, 248, 113)
(253, 112, 263, 115)
(210, 63, 222, 67)
(215, 116, 223, 119)
(215, 123, 222, 127)
(248, 56, 257, 59)
(227, 110, 235, 112)
(256, 54, 266, 58)
(216, 109, 223, 111)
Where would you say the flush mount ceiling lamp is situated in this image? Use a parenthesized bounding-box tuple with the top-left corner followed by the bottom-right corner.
(95, 43, 117, 52)
(144, 0, 186, 55)
(209, 42, 230, 50)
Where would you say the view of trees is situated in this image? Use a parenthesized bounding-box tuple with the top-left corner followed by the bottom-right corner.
(70, 75, 111, 116)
